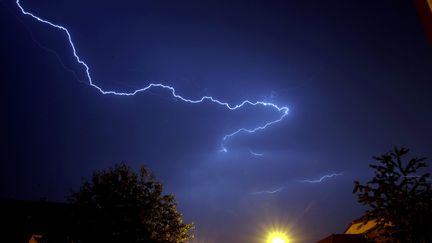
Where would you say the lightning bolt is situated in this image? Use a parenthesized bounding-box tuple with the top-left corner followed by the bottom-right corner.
(16, 0, 289, 152)
(301, 173, 343, 183)
(249, 149, 264, 157)
(251, 172, 344, 194)
(9, 7, 85, 85)
(250, 187, 283, 195)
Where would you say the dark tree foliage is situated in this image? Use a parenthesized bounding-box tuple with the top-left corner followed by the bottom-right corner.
(66, 163, 193, 243)
(353, 147, 432, 243)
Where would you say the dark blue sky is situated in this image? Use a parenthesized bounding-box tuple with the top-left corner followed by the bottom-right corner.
(1, 0, 432, 242)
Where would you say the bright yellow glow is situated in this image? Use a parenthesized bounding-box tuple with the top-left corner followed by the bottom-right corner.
(255, 213, 299, 243)
(267, 232, 289, 243)
(272, 236, 285, 243)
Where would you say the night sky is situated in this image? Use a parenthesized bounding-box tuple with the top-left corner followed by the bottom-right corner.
(1, 0, 432, 242)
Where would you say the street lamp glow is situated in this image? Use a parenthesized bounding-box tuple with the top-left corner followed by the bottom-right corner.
(272, 236, 285, 243)
(267, 232, 289, 243)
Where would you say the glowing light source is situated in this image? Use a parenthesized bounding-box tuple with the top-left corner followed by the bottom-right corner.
(256, 214, 297, 243)
(267, 231, 289, 243)
(272, 236, 284, 243)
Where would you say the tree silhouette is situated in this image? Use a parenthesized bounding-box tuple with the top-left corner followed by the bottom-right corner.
(353, 147, 432, 243)
(66, 163, 193, 243)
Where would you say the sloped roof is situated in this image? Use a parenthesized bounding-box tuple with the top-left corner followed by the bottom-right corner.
(317, 234, 369, 243)
(345, 219, 378, 234)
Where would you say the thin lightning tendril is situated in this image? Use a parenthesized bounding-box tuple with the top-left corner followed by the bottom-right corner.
(301, 173, 343, 183)
(250, 187, 283, 195)
(249, 149, 264, 156)
(10, 9, 85, 84)
(16, 0, 289, 152)
(250, 173, 344, 195)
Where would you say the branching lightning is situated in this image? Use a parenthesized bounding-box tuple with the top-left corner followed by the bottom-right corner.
(16, 0, 289, 152)
(301, 173, 343, 183)
(10, 8, 85, 85)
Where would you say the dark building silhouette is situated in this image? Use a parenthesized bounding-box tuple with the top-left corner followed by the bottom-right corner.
(0, 199, 72, 243)
(317, 217, 394, 243)
(414, 0, 432, 44)
(317, 234, 369, 243)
